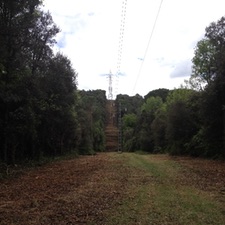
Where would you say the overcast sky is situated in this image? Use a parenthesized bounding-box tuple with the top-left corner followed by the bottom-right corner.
(43, 0, 225, 98)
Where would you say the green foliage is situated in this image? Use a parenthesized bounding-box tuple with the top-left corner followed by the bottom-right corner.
(166, 101, 192, 155)
(190, 16, 225, 157)
(119, 16, 225, 159)
(136, 96, 163, 152)
(151, 104, 167, 153)
(1, 2, 225, 164)
(36, 53, 78, 156)
(123, 113, 137, 128)
(77, 90, 107, 154)
(141, 96, 163, 115)
(0, 1, 107, 164)
(122, 114, 137, 151)
(144, 88, 170, 102)
(116, 94, 144, 116)
(93, 120, 105, 152)
(165, 89, 200, 155)
(192, 39, 217, 87)
(117, 15, 225, 158)
(196, 84, 224, 157)
(165, 88, 194, 107)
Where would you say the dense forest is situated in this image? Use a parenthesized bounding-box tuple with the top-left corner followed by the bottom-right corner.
(118, 16, 225, 159)
(0, 0, 107, 164)
(0, 0, 225, 165)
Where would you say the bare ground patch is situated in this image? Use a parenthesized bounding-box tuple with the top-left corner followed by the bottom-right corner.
(0, 153, 130, 225)
(171, 156, 225, 200)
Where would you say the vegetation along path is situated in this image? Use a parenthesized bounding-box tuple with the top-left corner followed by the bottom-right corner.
(1, 153, 225, 225)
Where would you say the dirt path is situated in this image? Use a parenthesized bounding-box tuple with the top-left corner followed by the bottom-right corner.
(0, 153, 225, 225)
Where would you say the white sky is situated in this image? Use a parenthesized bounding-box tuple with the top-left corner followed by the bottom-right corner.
(43, 0, 225, 98)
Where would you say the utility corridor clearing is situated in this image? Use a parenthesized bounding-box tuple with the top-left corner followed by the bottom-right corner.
(0, 153, 225, 225)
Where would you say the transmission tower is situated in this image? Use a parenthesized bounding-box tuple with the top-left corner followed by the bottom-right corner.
(100, 70, 115, 100)
(107, 71, 113, 100)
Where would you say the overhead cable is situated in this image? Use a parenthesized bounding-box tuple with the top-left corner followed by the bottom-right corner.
(132, 0, 164, 94)
(115, 0, 128, 96)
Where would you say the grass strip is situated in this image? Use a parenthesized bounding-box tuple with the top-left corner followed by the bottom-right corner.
(106, 153, 225, 225)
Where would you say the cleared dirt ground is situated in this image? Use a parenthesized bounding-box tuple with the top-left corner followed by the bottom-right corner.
(0, 153, 225, 225)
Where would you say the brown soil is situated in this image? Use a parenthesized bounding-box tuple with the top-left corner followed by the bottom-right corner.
(171, 156, 225, 200)
(0, 153, 225, 225)
(0, 154, 130, 225)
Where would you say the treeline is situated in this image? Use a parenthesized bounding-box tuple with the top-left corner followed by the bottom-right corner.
(0, 0, 106, 164)
(1, 1, 225, 164)
(117, 16, 225, 159)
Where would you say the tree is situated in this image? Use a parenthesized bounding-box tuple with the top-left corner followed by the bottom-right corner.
(141, 96, 163, 114)
(77, 90, 107, 154)
(27, 11, 59, 75)
(0, 0, 46, 163)
(137, 96, 163, 152)
(122, 113, 137, 151)
(151, 104, 167, 153)
(191, 39, 217, 88)
(144, 88, 169, 102)
(116, 94, 144, 116)
(190, 16, 225, 156)
(165, 89, 198, 155)
(0, 1, 78, 163)
(37, 53, 78, 156)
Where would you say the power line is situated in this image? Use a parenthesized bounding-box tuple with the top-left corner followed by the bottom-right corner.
(115, 0, 128, 97)
(132, 0, 164, 95)
(101, 1, 127, 99)
(116, 0, 127, 152)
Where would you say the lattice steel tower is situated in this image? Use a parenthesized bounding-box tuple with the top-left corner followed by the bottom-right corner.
(107, 71, 113, 100)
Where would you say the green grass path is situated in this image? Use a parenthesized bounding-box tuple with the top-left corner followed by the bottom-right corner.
(104, 153, 225, 225)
